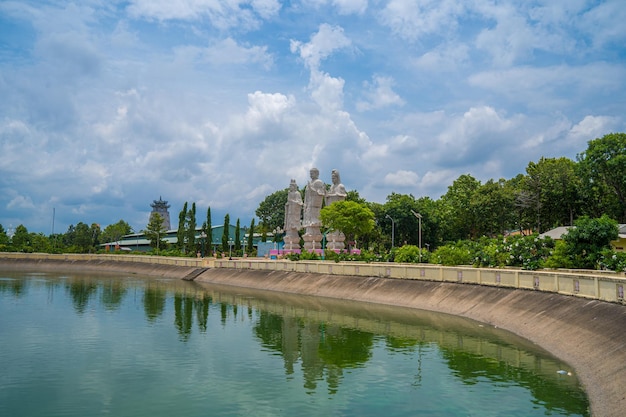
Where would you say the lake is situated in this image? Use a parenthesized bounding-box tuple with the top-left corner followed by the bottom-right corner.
(0, 271, 589, 416)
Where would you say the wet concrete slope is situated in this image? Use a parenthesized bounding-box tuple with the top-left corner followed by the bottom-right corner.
(194, 268, 626, 417)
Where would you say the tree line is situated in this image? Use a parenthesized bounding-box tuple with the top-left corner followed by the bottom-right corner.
(2, 133, 625, 267)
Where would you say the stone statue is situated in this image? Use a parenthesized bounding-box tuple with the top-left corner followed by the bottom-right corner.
(283, 179, 303, 251)
(325, 169, 347, 205)
(325, 169, 347, 251)
(302, 167, 325, 251)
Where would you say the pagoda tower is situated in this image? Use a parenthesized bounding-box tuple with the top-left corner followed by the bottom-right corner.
(150, 196, 171, 230)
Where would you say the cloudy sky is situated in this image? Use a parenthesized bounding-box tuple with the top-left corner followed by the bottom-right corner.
(1, 0, 625, 235)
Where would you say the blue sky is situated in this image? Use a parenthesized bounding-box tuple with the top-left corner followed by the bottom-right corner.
(1, 0, 625, 234)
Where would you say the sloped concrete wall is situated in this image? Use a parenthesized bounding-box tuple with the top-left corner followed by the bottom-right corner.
(194, 268, 626, 417)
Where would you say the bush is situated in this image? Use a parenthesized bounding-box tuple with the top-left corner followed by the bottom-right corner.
(598, 250, 626, 272)
(431, 241, 475, 266)
(394, 245, 429, 263)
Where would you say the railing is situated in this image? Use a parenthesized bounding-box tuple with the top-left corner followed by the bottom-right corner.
(2, 253, 625, 304)
(0, 252, 212, 268)
(214, 258, 626, 304)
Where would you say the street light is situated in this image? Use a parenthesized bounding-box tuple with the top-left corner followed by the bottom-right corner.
(200, 231, 207, 258)
(273, 227, 284, 251)
(410, 210, 422, 262)
(228, 239, 233, 259)
(385, 214, 395, 248)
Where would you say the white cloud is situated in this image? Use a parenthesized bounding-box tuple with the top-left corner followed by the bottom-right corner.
(383, 170, 420, 187)
(412, 43, 469, 72)
(334, 0, 367, 15)
(174, 38, 274, 69)
(568, 115, 621, 144)
(7, 195, 35, 210)
(379, 0, 465, 41)
(290, 24, 352, 70)
(357, 75, 404, 111)
(125, 0, 279, 29)
(468, 63, 626, 111)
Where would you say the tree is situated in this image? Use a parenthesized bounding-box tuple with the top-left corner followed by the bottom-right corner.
(246, 218, 255, 254)
(255, 188, 289, 233)
(177, 202, 188, 251)
(561, 215, 619, 269)
(11, 225, 30, 252)
(521, 157, 581, 233)
(382, 193, 419, 247)
(437, 174, 482, 241)
(320, 201, 375, 249)
(222, 214, 230, 254)
(30, 233, 52, 253)
(577, 132, 626, 222)
(472, 179, 510, 236)
(234, 218, 241, 253)
(0, 224, 9, 251)
(204, 207, 213, 255)
(185, 202, 197, 255)
(101, 220, 132, 245)
(68, 222, 93, 253)
(144, 212, 167, 253)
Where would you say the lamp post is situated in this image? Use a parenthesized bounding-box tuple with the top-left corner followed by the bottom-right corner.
(228, 239, 233, 259)
(385, 214, 395, 248)
(200, 231, 207, 258)
(273, 227, 284, 252)
(410, 210, 422, 262)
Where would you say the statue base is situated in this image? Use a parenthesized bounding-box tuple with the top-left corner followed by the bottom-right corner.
(283, 230, 301, 252)
(326, 231, 345, 251)
(303, 226, 323, 251)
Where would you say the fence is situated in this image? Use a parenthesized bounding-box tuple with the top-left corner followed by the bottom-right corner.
(214, 258, 626, 304)
(2, 253, 625, 304)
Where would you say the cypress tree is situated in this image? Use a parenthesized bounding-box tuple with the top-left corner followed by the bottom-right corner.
(186, 202, 197, 255)
(204, 207, 212, 256)
(246, 218, 255, 254)
(177, 202, 188, 251)
(234, 218, 241, 252)
(222, 214, 230, 254)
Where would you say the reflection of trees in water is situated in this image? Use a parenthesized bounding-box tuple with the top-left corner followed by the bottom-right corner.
(101, 279, 126, 310)
(66, 280, 98, 314)
(194, 295, 211, 333)
(173, 292, 213, 339)
(174, 294, 194, 341)
(143, 285, 166, 322)
(253, 311, 374, 395)
(440, 347, 589, 415)
(0, 278, 26, 296)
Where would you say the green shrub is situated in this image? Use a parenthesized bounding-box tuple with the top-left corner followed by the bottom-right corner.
(598, 250, 626, 272)
(394, 245, 429, 263)
(431, 242, 475, 266)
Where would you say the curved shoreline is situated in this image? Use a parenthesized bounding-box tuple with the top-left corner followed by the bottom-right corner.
(3, 258, 625, 416)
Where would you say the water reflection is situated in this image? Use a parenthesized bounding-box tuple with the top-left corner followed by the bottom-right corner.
(0, 272, 589, 416)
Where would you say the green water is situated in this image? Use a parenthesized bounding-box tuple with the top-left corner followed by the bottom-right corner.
(0, 272, 589, 416)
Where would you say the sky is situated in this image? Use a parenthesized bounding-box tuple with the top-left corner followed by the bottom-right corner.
(1, 0, 625, 235)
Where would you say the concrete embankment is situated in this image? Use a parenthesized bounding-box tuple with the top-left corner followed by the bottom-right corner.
(194, 268, 626, 417)
(3, 256, 625, 416)
(0, 257, 198, 279)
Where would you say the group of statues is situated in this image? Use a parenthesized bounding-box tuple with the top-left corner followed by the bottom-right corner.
(283, 168, 347, 252)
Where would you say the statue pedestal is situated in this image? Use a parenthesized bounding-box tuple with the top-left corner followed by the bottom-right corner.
(283, 229, 300, 251)
(326, 231, 345, 251)
(303, 226, 323, 251)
